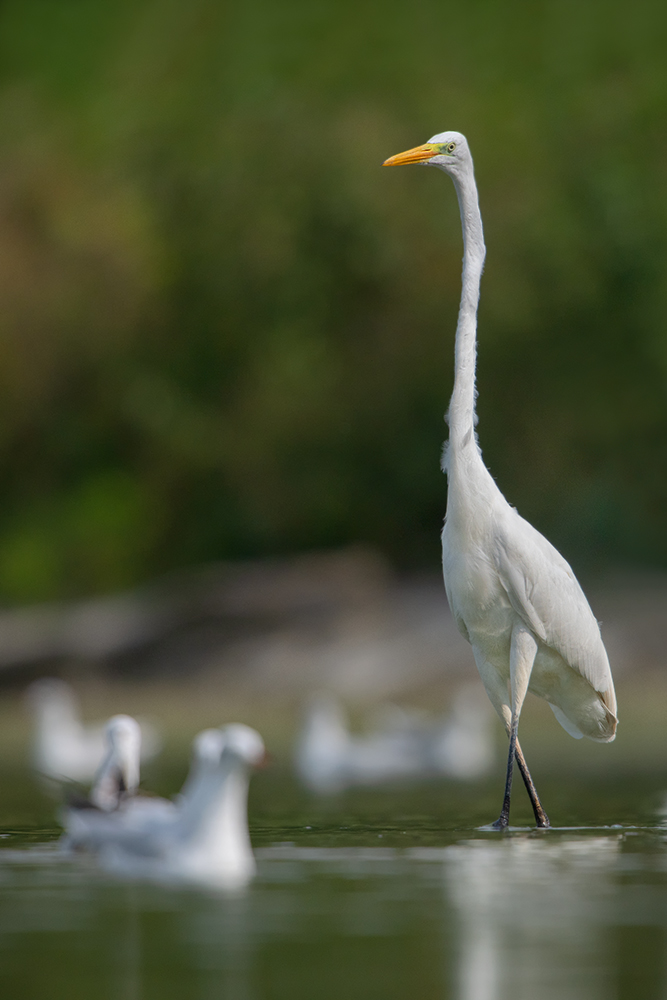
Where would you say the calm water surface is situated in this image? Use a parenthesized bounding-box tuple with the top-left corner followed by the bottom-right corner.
(2, 774, 667, 999)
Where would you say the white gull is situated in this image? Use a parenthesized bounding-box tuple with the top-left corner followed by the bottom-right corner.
(62, 724, 266, 889)
(295, 686, 495, 793)
(27, 678, 160, 784)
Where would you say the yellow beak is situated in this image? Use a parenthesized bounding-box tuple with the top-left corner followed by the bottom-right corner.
(382, 143, 439, 166)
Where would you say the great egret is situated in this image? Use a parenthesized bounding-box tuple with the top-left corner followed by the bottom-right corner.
(383, 132, 617, 829)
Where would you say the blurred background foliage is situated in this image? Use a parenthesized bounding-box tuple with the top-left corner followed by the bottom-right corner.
(0, 0, 665, 603)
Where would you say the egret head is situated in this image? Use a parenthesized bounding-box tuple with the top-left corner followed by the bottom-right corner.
(383, 130, 471, 178)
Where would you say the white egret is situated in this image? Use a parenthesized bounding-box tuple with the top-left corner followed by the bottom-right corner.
(384, 132, 617, 828)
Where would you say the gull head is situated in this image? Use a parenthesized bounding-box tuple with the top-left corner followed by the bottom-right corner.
(192, 728, 226, 765)
(221, 724, 267, 769)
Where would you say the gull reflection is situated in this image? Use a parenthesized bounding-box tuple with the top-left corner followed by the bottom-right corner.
(444, 836, 620, 1000)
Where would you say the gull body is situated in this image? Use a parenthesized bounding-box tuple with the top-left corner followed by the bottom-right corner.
(61, 726, 218, 848)
(62, 724, 265, 889)
(428, 684, 496, 780)
(384, 132, 617, 827)
(295, 695, 425, 793)
(27, 679, 107, 783)
(295, 685, 494, 793)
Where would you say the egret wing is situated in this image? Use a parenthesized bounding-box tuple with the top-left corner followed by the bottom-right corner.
(494, 509, 615, 711)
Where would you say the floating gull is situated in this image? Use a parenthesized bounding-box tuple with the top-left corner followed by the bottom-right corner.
(62, 724, 266, 890)
(295, 686, 495, 793)
(26, 678, 160, 784)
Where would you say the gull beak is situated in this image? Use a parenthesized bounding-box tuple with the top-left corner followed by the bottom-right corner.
(382, 143, 439, 166)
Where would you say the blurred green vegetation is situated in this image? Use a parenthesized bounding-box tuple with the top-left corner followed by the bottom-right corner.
(0, 0, 665, 602)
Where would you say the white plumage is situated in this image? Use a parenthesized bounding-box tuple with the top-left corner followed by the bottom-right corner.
(62, 724, 265, 889)
(384, 131, 617, 827)
(89, 714, 142, 811)
(26, 678, 160, 785)
(295, 686, 495, 793)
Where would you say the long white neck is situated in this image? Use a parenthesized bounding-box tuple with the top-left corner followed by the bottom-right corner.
(447, 163, 486, 450)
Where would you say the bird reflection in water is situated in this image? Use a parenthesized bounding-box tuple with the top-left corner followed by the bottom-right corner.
(443, 835, 619, 1000)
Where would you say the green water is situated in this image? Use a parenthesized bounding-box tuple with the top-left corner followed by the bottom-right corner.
(2, 773, 667, 999)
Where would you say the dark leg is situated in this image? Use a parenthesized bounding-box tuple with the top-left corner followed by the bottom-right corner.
(514, 740, 550, 828)
(492, 718, 518, 830)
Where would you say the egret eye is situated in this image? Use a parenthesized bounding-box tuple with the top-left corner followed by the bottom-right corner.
(446, 142, 456, 153)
